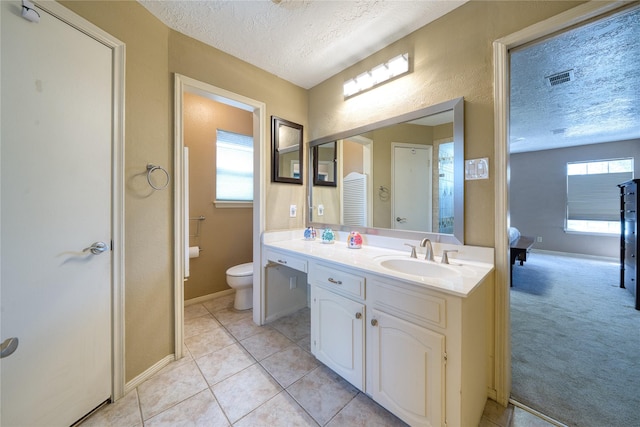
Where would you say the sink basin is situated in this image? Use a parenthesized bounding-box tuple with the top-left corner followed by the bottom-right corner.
(378, 258, 467, 279)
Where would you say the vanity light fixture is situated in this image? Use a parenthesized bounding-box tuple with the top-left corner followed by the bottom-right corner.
(343, 53, 410, 98)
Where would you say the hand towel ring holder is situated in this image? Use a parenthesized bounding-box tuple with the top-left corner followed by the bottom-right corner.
(146, 164, 170, 190)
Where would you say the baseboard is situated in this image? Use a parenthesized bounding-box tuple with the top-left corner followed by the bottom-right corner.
(124, 354, 175, 395)
(185, 288, 234, 306)
(531, 249, 617, 263)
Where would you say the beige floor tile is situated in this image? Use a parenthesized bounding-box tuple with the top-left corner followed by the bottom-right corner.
(80, 389, 142, 427)
(137, 359, 208, 420)
(260, 346, 320, 388)
(482, 399, 513, 426)
(269, 307, 311, 341)
(184, 303, 210, 320)
(225, 315, 265, 341)
(297, 335, 312, 353)
(203, 294, 235, 314)
(144, 389, 229, 427)
(212, 307, 253, 326)
(212, 364, 282, 423)
(287, 365, 359, 426)
(196, 342, 256, 386)
(185, 327, 236, 359)
(511, 407, 559, 427)
(240, 328, 296, 361)
(326, 392, 408, 426)
(184, 314, 221, 338)
(235, 392, 318, 427)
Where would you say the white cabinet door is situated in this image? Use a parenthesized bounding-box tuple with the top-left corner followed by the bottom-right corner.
(311, 285, 365, 390)
(369, 309, 445, 427)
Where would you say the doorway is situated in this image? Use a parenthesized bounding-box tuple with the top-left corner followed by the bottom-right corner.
(173, 75, 266, 358)
(0, 1, 125, 423)
(391, 143, 433, 231)
(493, 0, 633, 409)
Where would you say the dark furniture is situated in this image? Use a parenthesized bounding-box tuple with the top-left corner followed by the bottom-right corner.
(510, 235, 534, 286)
(619, 179, 639, 310)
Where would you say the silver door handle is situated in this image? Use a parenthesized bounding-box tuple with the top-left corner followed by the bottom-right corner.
(83, 241, 108, 255)
(396, 217, 407, 223)
(1, 337, 19, 359)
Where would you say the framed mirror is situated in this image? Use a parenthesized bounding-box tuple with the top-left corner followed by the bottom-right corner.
(308, 97, 464, 244)
(272, 116, 303, 184)
(313, 142, 337, 186)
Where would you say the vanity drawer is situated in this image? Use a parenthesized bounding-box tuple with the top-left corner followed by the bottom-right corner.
(369, 279, 447, 330)
(309, 262, 365, 299)
(265, 249, 307, 273)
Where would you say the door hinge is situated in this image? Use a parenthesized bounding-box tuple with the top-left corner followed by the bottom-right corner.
(443, 352, 448, 364)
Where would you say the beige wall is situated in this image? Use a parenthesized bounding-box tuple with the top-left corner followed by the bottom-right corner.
(62, 0, 584, 386)
(62, 1, 308, 382)
(183, 93, 253, 300)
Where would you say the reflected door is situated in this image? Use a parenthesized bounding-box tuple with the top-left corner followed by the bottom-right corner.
(391, 144, 432, 231)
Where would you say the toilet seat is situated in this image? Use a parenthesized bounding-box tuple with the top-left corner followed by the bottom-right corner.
(226, 262, 253, 277)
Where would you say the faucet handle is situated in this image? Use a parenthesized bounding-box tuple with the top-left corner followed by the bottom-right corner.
(404, 243, 417, 259)
(441, 249, 458, 264)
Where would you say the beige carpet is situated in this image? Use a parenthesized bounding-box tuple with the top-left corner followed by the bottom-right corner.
(510, 251, 640, 427)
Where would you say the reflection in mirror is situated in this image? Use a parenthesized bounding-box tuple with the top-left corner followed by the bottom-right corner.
(308, 97, 463, 244)
(272, 116, 303, 184)
(313, 142, 337, 186)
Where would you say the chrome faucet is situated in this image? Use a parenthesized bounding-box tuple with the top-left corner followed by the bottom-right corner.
(404, 243, 417, 258)
(441, 249, 458, 264)
(420, 238, 434, 261)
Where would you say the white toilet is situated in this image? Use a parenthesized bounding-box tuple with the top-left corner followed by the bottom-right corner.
(225, 262, 253, 310)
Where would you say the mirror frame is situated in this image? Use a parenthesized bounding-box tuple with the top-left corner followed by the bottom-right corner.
(271, 116, 303, 184)
(308, 97, 464, 244)
(312, 143, 337, 187)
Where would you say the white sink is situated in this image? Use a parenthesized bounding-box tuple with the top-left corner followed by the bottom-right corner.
(378, 257, 475, 279)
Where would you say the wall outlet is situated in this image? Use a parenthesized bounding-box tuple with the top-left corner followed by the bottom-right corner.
(536, 236, 543, 242)
(289, 204, 297, 217)
(318, 204, 324, 216)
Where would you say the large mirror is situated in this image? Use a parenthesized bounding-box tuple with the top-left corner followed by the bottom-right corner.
(272, 116, 303, 184)
(308, 97, 464, 244)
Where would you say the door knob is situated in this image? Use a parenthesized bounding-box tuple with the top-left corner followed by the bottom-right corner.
(1, 337, 19, 359)
(83, 241, 108, 255)
(371, 319, 378, 326)
(355, 312, 362, 319)
(396, 217, 407, 223)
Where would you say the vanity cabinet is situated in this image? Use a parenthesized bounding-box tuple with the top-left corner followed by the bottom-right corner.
(308, 258, 488, 427)
(309, 262, 366, 390)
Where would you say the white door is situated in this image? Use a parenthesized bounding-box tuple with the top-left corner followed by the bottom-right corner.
(392, 143, 432, 231)
(1, 2, 113, 425)
(310, 286, 364, 390)
(369, 309, 445, 427)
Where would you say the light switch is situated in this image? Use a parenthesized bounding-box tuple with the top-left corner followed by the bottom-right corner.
(465, 158, 489, 180)
(318, 204, 324, 216)
(290, 204, 297, 217)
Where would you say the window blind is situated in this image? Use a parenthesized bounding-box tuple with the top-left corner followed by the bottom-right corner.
(567, 172, 632, 221)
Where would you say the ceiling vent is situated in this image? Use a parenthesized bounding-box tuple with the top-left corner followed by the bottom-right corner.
(545, 69, 574, 87)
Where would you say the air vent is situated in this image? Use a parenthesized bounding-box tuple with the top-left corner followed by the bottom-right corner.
(545, 69, 574, 87)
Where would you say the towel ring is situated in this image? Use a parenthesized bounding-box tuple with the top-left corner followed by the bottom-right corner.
(146, 164, 170, 190)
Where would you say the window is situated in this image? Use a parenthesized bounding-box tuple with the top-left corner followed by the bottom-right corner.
(566, 158, 633, 234)
(216, 130, 253, 204)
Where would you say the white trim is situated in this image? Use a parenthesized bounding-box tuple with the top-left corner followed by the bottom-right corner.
(185, 288, 235, 306)
(530, 249, 618, 263)
(174, 74, 266, 359)
(124, 354, 174, 395)
(493, 0, 627, 406)
(35, 0, 127, 402)
(214, 201, 253, 209)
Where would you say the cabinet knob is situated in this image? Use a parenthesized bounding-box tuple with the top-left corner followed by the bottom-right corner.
(277, 259, 287, 264)
(327, 278, 342, 285)
(371, 319, 378, 326)
(355, 312, 362, 319)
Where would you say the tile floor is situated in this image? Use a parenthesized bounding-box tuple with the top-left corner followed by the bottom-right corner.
(81, 293, 558, 427)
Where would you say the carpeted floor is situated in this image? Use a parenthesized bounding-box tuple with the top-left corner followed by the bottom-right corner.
(510, 251, 640, 427)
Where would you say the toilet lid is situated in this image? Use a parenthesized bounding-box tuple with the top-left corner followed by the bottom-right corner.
(226, 262, 253, 277)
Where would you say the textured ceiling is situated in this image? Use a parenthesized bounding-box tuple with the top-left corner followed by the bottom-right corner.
(510, 6, 640, 153)
(138, 0, 466, 89)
